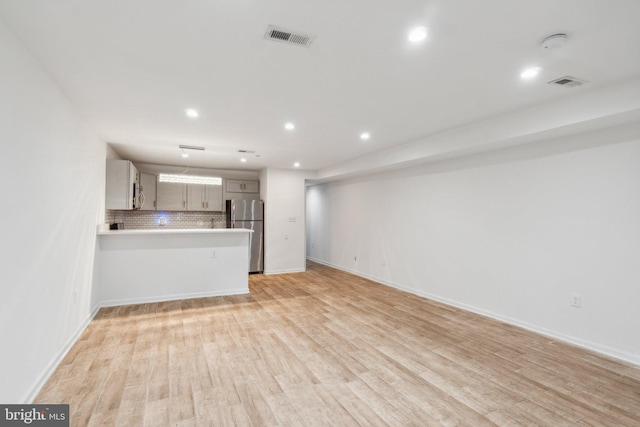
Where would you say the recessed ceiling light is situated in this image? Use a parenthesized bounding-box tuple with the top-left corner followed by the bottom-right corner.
(240, 158, 247, 163)
(520, 67, 542, 79)
(181, 153, 189, 158)
(360, 132, 371, 140)
(408, 26, 428, 42)
(294, 162, 300, 168)
(285, 122, 295, 130)
(541, 33, 568, 50)
(185, 108, 199, 118)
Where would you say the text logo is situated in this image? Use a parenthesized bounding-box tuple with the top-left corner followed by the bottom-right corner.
(1, 405, 68, 426)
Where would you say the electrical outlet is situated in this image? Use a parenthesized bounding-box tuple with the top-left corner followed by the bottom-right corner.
(354, 256, 357, 261)
(572, 294, 582, 308)
(210, 250, 217, 259)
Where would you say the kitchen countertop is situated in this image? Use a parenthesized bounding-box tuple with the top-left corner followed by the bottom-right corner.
(97, 228, 252, 236)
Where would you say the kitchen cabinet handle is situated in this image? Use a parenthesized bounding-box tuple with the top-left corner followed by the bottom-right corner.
(206, 202, 209, 208)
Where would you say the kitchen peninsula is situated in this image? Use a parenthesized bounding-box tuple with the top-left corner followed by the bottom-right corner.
(95, 228, 252, 307)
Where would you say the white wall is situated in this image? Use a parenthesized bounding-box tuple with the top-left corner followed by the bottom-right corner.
(307, 124, 640, 364)
(106, 143, 122, 160)
(316, 77, 640, 182)
(260, 168, 314, 274)
(0, 20, 105, 402)
(134, 162, 259, 181)
(96, 231, 250, 306)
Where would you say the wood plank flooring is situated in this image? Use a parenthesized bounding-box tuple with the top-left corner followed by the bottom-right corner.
(36, 261, 640, 426)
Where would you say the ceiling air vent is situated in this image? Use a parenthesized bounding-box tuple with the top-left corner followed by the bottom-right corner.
(264, 25, 315, 48)
(548, 76, 588, 88)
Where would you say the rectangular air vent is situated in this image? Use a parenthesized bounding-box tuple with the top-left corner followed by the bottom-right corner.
(264, 25, 315, 48)
(548, 76, 589, 88)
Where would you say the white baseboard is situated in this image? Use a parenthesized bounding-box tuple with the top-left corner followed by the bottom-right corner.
(264, 268, 306, 275)
(307, 258, 640, 366)
(99, 288, 250, 308)
(26, 287, 249, 402)
(25, 304, 101, 403)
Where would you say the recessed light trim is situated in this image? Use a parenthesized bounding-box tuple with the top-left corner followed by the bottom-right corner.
(293, 162, 300, 168)
(185, 108, 199, 118)
(240, 158, 247, 163)
(360, 132, 371, 140)
(541, 33, 568, 50)
(408, 26, 428, 42)
(285, 122, 295, 130)
(520, 67, 542, 79)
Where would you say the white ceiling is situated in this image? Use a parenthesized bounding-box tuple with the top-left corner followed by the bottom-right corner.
(1, 0, 639, 174)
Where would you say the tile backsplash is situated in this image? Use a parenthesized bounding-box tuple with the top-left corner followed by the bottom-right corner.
(106, 210, 227, 229)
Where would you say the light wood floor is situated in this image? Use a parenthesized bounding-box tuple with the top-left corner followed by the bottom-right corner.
(36, 261, 640, 426)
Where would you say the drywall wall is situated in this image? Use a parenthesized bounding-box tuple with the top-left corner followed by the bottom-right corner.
(260, 168, 314, 274)
(315, 77, 640, 182)
(96, 231, 250, 306)
(134, 162, 259, 181)
(106, 144, 122, 160)
(306, 123, 640, 364)
(0, 19, 105, 402)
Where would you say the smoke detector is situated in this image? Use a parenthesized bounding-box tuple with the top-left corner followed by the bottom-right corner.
(264, 25, 315, 48)
(541, 33, 568, 50)
(548, 76, 589, 88)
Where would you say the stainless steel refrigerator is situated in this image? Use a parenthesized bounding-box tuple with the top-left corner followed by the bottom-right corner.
(227, 199, 264, 273)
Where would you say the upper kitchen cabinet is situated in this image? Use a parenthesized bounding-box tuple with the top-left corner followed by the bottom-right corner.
(224, 179, 259, 201)
(226, 180, 259, 194)
(105, 160, 141, 210)
(206, 184, 223, 211)
(186, 183, 223, 211)
(156, 177, 223, 211)
(140, 173, 157, 210)
(156, 181, 186, 211)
